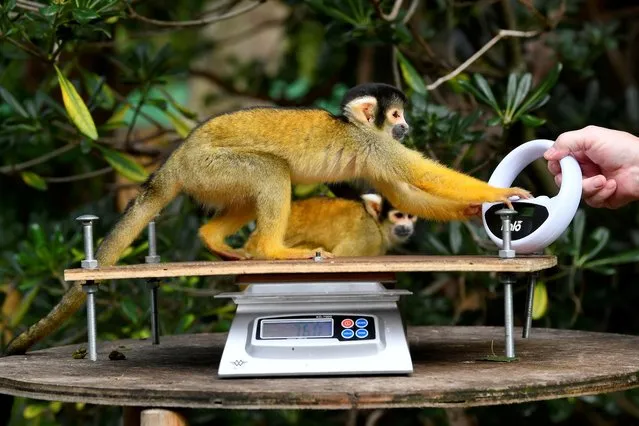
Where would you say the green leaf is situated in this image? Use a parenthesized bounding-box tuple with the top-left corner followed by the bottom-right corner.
(471, 73, 500, 111)
(520, 114, 546, 127)
(512, 73, 532, 114)
(176, 313, 196, 333)
(23, 404, 46, 420)
(106, 104, 130, 125)
(166, 110, 194, 138)
(54, 65, 99, 140)
(571, 209, 585, 256)
(72, 9, 99, 25)
(486, 116, 501, 127)
(448, 222, 462, 254)
(39, 4, 61, 16)
(505, 73, 517, 115)
(148, 98, 168, 111)
(2, 0, 17, 11)
(577, 227, 609, 265)
(9, 285, 40, 327)
(516, 63, 562, 117)
(531, 281, 548, 320)
(396, 50, 427, 95)
(293, 184, 320, 198)
(425, 234, 450, 255)
(97, 145, 148, 183)
(21, 171, 48, 191)
(584, 249, 639, 268)
(163, 94, 197, 119)
(120, 299, 139, 323)
(0, 86, 28, 118)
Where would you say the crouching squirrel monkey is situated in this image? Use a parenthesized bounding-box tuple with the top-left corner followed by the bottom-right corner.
(4, 82, 530, 356)
(239, 194, 416, 258)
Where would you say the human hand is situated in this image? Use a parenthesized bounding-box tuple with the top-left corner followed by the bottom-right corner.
(543, 125, 639, 209)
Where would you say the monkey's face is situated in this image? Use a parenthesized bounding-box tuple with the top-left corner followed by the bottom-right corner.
(384, 209, 417, 245)
(384, 105, 410, 141)
(340, 83, 410, 141)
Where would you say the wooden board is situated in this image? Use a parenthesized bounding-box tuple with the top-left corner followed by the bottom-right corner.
(1, 326, 638, 410)
(63, 255, 557, 282)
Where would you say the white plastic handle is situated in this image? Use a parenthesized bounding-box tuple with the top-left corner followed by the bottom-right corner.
(481, 139, 582, 254)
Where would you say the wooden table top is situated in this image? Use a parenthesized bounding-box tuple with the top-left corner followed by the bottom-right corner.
(1, 326, 637, 409)
(63, 255, 557, 282)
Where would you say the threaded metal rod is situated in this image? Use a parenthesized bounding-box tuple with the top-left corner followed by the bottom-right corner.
(501, 273, 516, 358)
(150, 281, 160, 345)
(84, 284, 98, 361)
(523, 273, 536, 338)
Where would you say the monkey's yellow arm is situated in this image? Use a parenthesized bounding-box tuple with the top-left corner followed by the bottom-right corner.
(374, 180, 480, 221)
(379, 144, 531, 209)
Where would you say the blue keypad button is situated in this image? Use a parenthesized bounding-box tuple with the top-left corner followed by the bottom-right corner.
(355, 329, 368, 339)
(341, 329, 354, 339)
(355, 318, 368, 328)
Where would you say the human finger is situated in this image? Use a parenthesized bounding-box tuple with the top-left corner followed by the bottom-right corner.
(543, 126, 598, 161)
(547, 159, 560, 176)
(584, 179, 617, 208)
(581, 175, 607, 198)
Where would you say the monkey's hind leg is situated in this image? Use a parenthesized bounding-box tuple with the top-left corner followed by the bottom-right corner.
(242, 159, 333, 260)
(199, 206, 255, 260)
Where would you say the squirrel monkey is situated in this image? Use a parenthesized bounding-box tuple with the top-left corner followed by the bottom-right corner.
(4, 82, 530, 356)
(237, 194, 416, 258)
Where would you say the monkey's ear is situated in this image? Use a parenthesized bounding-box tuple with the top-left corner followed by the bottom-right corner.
(361, 193, 383, 218)
(345, 96, 377, 125)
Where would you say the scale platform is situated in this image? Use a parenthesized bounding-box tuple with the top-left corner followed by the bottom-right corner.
(214, 278, 413, 378)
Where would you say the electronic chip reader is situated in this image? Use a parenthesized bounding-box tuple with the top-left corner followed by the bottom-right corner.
(482, 139, 582, 254)
(214, 280, 413, 378)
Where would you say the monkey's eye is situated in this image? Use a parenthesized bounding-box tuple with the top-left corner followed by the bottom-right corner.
(393, 212, 404, 219)
(407, 214, 414, 219)
(392, 111, 400, 119)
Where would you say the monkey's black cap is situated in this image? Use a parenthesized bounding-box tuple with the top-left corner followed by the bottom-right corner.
(340, 82, 407, 111)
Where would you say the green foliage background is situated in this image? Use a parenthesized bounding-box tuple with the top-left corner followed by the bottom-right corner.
(2, 0, 639, 424)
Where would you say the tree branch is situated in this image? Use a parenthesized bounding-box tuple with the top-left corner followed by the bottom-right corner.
(426, 29, 539, 91)
(0, 144, 76, 174)
(127, 0, 266, 28)
(369, 0, 403, 21)
(43, 167, 113, 183)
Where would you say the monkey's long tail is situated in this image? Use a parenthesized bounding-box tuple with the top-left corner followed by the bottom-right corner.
(3, 164, 180, 356)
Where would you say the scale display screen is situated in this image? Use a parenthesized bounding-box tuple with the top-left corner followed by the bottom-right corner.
(259, 318, 334, 339)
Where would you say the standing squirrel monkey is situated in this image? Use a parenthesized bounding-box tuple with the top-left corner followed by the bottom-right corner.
(4, 82, 530, 356)
(237, 194, 416, 258)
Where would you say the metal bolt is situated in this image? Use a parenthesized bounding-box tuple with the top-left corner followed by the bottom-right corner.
(500, 273, 516, 358)
(84, 283, 99, 361)
(145, 217, 160, 264)
(76, 215, 99, 269)
(313, 251, 323, 262)
(522, 272, 537, 338)
(496, 208, 517, 258)
(147, 280, 160, 345)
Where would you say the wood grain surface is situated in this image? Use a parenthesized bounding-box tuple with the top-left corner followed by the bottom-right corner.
(1, 326, 637, 409)
(63, 255, 557, 282)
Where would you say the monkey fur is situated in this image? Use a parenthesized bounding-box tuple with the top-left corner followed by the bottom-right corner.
(238, 194, 416, 258)
(4, 82, 530, 356)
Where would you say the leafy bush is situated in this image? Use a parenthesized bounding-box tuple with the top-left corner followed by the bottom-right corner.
(2, 0, 639, 425)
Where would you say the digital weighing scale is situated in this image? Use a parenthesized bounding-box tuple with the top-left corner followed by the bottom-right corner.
(214, 279, 413, 378)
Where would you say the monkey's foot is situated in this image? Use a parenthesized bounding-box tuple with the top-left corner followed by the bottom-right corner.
(254, 246, 335, 260)
(497, 187, 532, 209)
(205, 244, 252, 261)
